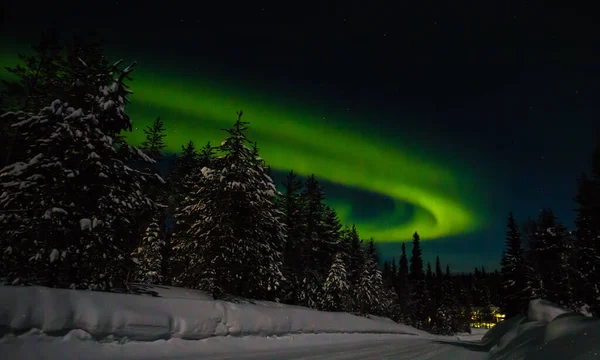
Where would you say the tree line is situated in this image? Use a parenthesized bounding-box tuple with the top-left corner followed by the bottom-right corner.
(499, 140, 600, 318)
(1, 31, 506, 336)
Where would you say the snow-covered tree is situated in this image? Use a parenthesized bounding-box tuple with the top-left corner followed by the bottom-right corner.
(572, 167, 600, 315)
(278, 170, 305, 304)
(1, 29, 64, 168)
(321, 252, 350, 311)
(500, 212, 528, 317)
(0, 61, 162, 290)
(297, 174, 328, 307)
(171, 111, 284, 300)
(409, 231, 427, 327)
(132, 221, 164, 284)
(353, 256, 385, 315)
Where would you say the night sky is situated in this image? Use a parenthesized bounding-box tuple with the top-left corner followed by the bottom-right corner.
(1, 1, 599, 272)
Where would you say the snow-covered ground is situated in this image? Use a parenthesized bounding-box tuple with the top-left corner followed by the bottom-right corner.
(1, 284, 599, 359)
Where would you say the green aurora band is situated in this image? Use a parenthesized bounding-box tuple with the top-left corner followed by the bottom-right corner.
(0, 45, 488, 241)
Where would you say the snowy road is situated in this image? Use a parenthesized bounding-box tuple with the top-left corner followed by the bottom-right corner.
(194, 336, 489, 360)
(1, 332, 490, 360)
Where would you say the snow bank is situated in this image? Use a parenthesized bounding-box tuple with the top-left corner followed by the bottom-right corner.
(0, 284, 426, 342)
(484, 299, 600, 360)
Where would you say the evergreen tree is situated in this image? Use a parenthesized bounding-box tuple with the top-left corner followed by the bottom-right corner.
(382, 260, 391, 288)
(347, 224, 364, 285)
(396, 242, 410, 320)
(353, 253, 385, 315)
(170, 111, 284, 300)
(573, 161, 600, 314)
(1, 28, 64, 168)
(531, 209, 573, 306)
(59, 33, 114, 128)
(132, 221, 164, 284)
(366, 237, 379, 264)
(0, 61, 161, 290)
(297, 174, 328, 307)
(140, 117, 167, 161)
(434, 256, 444, 306)
(500, 212, 529, 317)
(322, 252, 350, 311)
(409, 231, 427, 327)
(278, 170, 305, 304)
(136, 115, 169, 282)
(0, 28, 64, 113)
(390, 256, 398, 288)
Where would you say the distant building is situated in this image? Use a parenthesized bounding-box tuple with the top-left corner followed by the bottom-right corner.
(470, 306, 505, 329)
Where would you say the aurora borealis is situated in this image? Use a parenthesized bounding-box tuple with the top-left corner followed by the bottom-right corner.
(2, 0, 599, 272)
(124, 69, 486, 241)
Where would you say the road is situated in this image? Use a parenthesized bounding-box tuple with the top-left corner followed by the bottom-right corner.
(198, 335, 490, 360)
(1, 331, 490, 360)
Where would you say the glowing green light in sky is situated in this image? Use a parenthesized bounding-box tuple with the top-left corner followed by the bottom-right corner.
(124, 68, 486, 241)
(0, 42, 488, 241)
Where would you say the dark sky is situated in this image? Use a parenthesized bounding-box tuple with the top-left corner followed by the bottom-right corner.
(2, 0, 599, 272)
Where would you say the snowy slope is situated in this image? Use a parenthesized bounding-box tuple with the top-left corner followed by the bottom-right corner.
(0, 284, 427, 342)
(2, 284, 600, 360)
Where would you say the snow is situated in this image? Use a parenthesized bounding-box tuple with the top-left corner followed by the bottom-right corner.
(0, 284, 426, 342)
(49, 249, 59, 263)
(1, 285, 599, 359)
(481, 299, 600, 360)
(79, 218, 92, 231)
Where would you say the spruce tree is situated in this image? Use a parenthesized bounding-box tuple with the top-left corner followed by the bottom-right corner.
(322, 252, 350, 311)
(531, 209, 573, 306)
(396, 242, 410, 320)
(1, 28, 64, 168)
(278, 170, 305, 304)
(140, 117, 167, 161)
(573, 163, 600, 314)
(434, 256, 444, 307)
(353, 252, 385, 315)
(500, 212, 528, 317)
(409, 231, 427, 327)
(132, 221, 164, 284)
(347, 224, 364, 285)
(0, 61, 161, 290)
(170, 111, 284, 300)
(390, 256, 398, 289)
(298, 174, 328, 307)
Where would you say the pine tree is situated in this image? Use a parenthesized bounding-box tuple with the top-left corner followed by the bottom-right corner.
(140, 117, 167, 161)
(0, 28, 64, 113)
(0, 61, 162, 290)
(322, 252, 350, 311)
(297, 174, 328, 308)
(59, 34, 114, 127)
(136, 114, 169, 283)
(500, 212, 529, 317)
(278, 170, 305, 304)
(573, 164, 600, 314)
(434, 256, 444, 307)
(170, 111, 284, 300)
(1, 28, 64, 168)
(390, 256, 398, 289)
(353, 253, 385, 315)
(409, 231, 427, 328)
(531, 209, 573, 306)
(396, 242, 410, 320)
(366, 237, 379, 264)
(132, 221, 164, 284)
(347, 224, 364, 285)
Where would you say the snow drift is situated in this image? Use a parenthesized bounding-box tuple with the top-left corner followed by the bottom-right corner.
(481, 299, 600, 360)
(0, 284, 426, 342)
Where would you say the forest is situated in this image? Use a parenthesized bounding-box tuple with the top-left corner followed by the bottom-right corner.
(1, 31, 599, 336)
